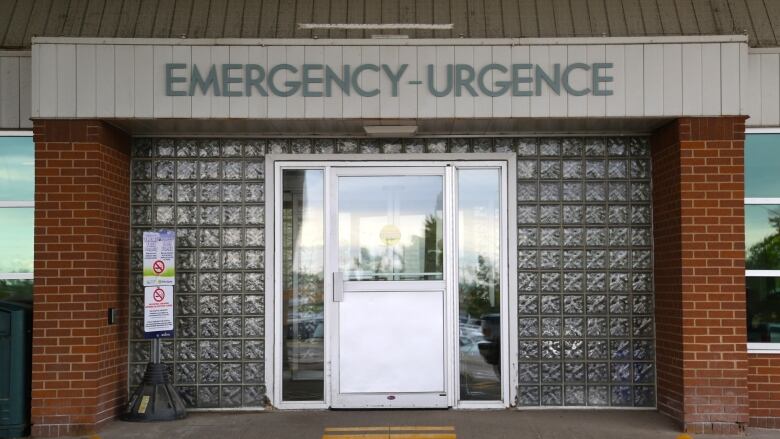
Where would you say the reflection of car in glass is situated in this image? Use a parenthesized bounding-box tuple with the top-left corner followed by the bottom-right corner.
(459, 318, 501, 400)
(284, 314, 324, 380)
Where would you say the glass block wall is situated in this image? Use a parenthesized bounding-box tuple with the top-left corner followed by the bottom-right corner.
(129, 136, 654, 408)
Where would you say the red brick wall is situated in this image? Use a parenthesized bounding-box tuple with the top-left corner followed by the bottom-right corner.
(748, 354, 780, 428)
(32, 120, 131, 436)
(651, 117, 749, 434)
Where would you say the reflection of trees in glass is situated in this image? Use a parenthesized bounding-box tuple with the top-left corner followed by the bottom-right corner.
(747, 207, 780, 269)
(460, 255, 499, 319)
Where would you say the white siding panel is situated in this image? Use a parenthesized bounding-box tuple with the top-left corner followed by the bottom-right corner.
(434, 46, 454, 118)
(682, 44, 702, 116)
(492, 46, 511, 117)
(210, 47, 230, 118)
(172, 46, 192, 118)
(416, 46, 435, 118)
(721, 43, 741, 115)
(76, 45, 96, 117)
(247, 46, 269, 118)
(115, 45, 135, 117)
(701, 44, 721, 116)
(510, 45, 531, 117)
(454, 46, 474, 118)
(304, 46, 325, 119)
(643, 44, 663, 116)
(740, 43, 749, 116)
(529, 46, 549, 117)
(398, 46, 417, 118)
(18, 56, 31, 128)
(153, 46, 173, 118)
(548, 46, 568, 117)
(566, 45, 588, 117)
(760, 53, 780, 126)
(38, 44, 57, 118)
(229, 46, 249, 118)
(31, 49, 39, 118)
(57, 45, 77, 117)
(605, 45, 625, 117)
(747, 54, 762, 125)
(624, 45, 644, 116)
(95, 45, 115, 117)
(134, 46, 154, 117)
(586, 45, 606, 117)
(0, 56, 20, 127)
(662, 44, 682, 116)
(474, 46, 492, 117)
(379, 45, 400, 118)
(267, 46, 286, 119)
(360, 46, 380, 118)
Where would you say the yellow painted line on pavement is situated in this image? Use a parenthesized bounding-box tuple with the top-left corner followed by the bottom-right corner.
(322, 435, 455, 439)
(326, 427, 391, 432)
(323, 425, 456, 439)
(389, 427, 455, 431)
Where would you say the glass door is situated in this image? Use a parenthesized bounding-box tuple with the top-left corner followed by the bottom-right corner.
(329, 167, 449, 408)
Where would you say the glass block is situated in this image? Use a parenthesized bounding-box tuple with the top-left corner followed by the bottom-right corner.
(222, 295, 242, 314)
(585, 228, 606, 246)
(609, 250, 629, 269)
(588, 363, 609, 383)
(404, 140, 424, 153)
(541, 386, 562, 405)
(222, 206, 243, 224)
(608, 160, 627, 178)
(224, 161, 243, 179)
(608, 182, 627, 201)
(561, 138, 583, 156)
(517, 205, 537, 224)
(564, 340, 584, 359)
(199, 273, 220, 291)
(198, 139, 221, 157)
(199, 183, 220, 202)
(631, 182, 650, 201)
(246, 205, 264, 224)
(634, 386, 655, 407)
(199, 340, 220, 360)
(517, 160, 537, 179)
(178, 273, 197, 293)
(630, 159, 650, 178)
(518, 228, 537, 246)
(222, 386, 243, 407)
(563, 228, 583, 246)
(132, 160, 152, 180)
(609, 318, 629, 336)
(223, 183, 242, 202)
(541, 295, 561, 314)
(632, 250, 651, 269)
(540, 160, 561, 178)
(518, 318, 539, 338)
(541, 340, 561, 359)
(131, 342, 150, 362)
(269, 139, 289, 153)
(222, 273, 242, 291)
(518, 295, 539, 315)
(585, 160, 606, 178)
(177, 250, 196, 270)
(588, 385, 609, 406)
(541, 318, 561, 337)
(607, 139, 627, 156)
(245, 340, 264, 360)
(631, 228, 651, 246)
(199, 250, 220, 270)
(131, 206, 151, 225)
(314, 139, 335, 154)
(200, 206, 221, 224)
(611, 339, 631, 360)
(608, 205, 628, 224)
(562, 250, 583, 269)
(516, 138, 537, 156)
(199, 318, 220, 337)
(154, 206, 174, 225)
(633, 294, 653, 314)
(611, 385, 632, 406)
(223, 250, 242, 269)
(540, 228, 561, 246)
(245, 273, 264, 292)
(563, 272, 583, 292)
(563, 318, 583, 337)
(222, 340, 242, 360)
(518, 386, 540, 406)
(585, 182, 605, 201)
(198, 386, 220, 407)
(244, 362, 264, 383)
(632, 273, 652, 292)
(609, 227, 629, 246)
(518, 250, 538, 269)
(539, 139, 560, 156)
(565, 385, 586, 405)
(176, 183, 198, 202)
(541, 362, 562, 382)
(610, 295, 630, 314)
(360, 140, 381, 154)
(586, 250, 606, 269)
(246, 183, 264, 202)
(585, 206, 606, 224)
(585, 138, 606, 156)
(220, 140, 243, 157)
(176, 363, 197, 384)
(131, 295, 144, 317)
(244, 317, 264, 337)
(517, 183, 537, 201)
(494, 138, 512, 152)
(540, 250, 561, 269)
(426, 139, 447, 153)
(292, 139, 312, 154)
(177, 295, 197, 315)
(518, 341, 539, 360)
(450, 138, 469, 153)
(634, 362, 654, 384)
(244, 386, 266, 406)
(540, 205, 561, 224)
(563, 295, 583, 314)
(334, 139, 356, 153)
(586, 273, 606, 292)
(542, 273, 561, 292)
(245, 161, 265, 179)
(246, 228, 265, 247)
(633, 316, 654, 337)
(540, 183, 561, 201)
(518, 363, 539, 383)
(587, 318, 607, 337)
(472, 138, 492, 153)
(132, 183, 152, 202)
(245, 250, 264, 269)
(199, 161, 220, 180)
(563, 183, 583, 201)
(562, 160, 583, 179)
(156, 160, 176, 179)
(565, 363, 586, 382)
(631, 205, 650, 224)
(199, 228, 220, 247)
(223, 317, 242, 337)
(587, 340, 608, 360)
(130, 364, 146, 387)
(177, 317, 197, 338)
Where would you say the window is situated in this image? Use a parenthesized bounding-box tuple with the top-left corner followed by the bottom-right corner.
(0, 133, 34, 303)
(745, 131, 780, 352)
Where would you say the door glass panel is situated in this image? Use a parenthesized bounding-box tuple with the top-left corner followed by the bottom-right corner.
(338, 175, 444, 281)
(282, 170, 325, 401)
(458, 169, 502, 401)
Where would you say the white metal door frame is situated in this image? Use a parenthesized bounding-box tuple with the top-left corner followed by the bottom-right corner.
(267, 159, 514, 410)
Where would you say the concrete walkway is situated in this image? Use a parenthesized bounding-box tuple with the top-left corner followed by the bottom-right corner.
(88, 410, 777, 439)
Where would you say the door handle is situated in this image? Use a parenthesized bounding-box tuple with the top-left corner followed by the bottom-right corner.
(333, 272, 344, 302)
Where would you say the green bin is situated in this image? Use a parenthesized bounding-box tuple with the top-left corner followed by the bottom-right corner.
(0, 302, 31, 438)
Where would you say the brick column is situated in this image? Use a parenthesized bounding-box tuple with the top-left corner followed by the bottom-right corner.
(651, 117, 749, 434)
(32, 120, 131, 436)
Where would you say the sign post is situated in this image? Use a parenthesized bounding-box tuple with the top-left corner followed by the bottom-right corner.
(122, 230, 186, 422)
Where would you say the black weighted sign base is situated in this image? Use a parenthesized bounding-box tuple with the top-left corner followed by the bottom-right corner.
(121, 362, 187, 422)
